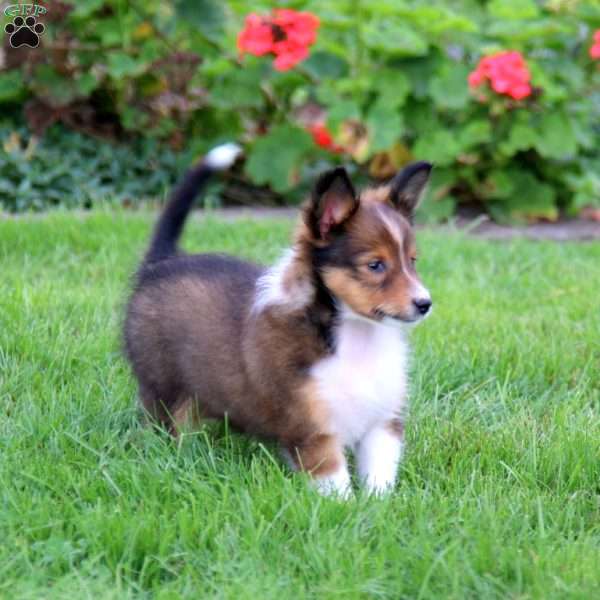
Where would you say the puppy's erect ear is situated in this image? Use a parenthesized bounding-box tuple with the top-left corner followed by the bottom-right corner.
(389, 161, 432, 220)
(309, 167, 358, 239)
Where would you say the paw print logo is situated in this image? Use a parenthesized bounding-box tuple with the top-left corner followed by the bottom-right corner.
(5, 15, 45, 48)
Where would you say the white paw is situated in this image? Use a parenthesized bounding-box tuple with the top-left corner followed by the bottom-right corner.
(356, 426, 404, 496)
(314, 466, 353, 500)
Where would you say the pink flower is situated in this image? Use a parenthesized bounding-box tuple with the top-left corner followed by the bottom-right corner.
(507, 84, 532, 100)
(237, 14, 274, 56)
(273, 42, 309, 71)
(237, 9, 319, 71)
(467, 70, 485, 87)
(273, 9, 319, 47)
(590, 30, 600, 59)
(468, 51, 532, 100)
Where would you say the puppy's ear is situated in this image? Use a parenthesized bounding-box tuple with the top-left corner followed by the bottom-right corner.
(309, 167, 358, 239)
(389, 161, 432, 220)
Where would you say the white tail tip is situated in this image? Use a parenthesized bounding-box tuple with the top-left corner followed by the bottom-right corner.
(204, 142, 243, 170)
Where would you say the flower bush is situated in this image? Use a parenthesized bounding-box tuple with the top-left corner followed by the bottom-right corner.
(2, 0, 600, 220)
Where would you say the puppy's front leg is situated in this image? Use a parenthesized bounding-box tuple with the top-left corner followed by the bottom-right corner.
(286, 434, 352, 499)
(356, 419, 405, 495)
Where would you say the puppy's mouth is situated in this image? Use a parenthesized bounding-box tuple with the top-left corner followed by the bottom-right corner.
(371, 308, 420, 324)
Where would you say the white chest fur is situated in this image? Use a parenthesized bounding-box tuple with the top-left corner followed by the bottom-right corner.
(310, 312, 409, 446)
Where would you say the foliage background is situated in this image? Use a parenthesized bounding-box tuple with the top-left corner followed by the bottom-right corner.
(1, 0, 600, 221)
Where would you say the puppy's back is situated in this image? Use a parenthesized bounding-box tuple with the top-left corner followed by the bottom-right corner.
(124, 253, 263, 425)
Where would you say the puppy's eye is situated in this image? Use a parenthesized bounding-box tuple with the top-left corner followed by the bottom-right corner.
(367, 260, 386, 273)
(410, 256, 417, 265)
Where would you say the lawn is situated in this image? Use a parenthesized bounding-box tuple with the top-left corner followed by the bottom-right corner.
(1, 211, 599, 599)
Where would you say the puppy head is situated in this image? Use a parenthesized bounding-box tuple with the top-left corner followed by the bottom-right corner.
(304, 162, 433, 325)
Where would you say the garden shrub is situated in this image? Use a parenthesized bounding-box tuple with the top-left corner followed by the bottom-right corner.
(0, 118, 189, 211)
(1, 0, 600, 220)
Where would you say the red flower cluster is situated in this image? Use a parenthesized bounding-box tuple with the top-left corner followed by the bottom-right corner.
(590, 30, 600, 59)
(306, 123, 344, 153)
(237, 9, 319, 71)
(468, 51, 532, 100)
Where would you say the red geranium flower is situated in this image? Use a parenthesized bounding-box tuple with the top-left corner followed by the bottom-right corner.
(307, 123, 344, 153)
(589, 30, 600, 59)
(237, 9, 319, 71)
(468, 51, 532, 100)
(237, 14, 273, 56)
(273, 44, 310, 71)
(273, 9, 319, 47)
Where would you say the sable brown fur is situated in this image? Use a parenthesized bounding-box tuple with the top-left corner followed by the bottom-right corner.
(124, 154, 432, 485)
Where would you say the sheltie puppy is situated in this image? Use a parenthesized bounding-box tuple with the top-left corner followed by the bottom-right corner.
(124, 143, 432, 498)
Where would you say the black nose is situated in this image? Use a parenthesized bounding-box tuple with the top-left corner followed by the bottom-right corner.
(413, 298, 432, 315)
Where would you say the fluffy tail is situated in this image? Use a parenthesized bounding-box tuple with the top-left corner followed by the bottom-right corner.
(144, 142, 242, 264)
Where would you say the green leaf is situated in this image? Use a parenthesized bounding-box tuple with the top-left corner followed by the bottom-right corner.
(326, 100, 361, 131)
(211, 66, 265, 110)
(93, 18, 128, 46)
(75, 73, 98, 96)
(459, 120, 492, 149)
(412, 130, 460, 167)
(366, 101, 404, 153)
(400, 56, 441, 100)
(360, 0, 412, 18)
(485, 169, 516, 199)
(487, 169, 558, 223)
(245, 125, 313, 193)
(486, 18, 570, 40)
(0, 71, 26, 102)
(303, 52, 350, 80)
(528, 62, 568, 103)
(330, 76, 372, 96)
(499, 124, 538, 157)
(551, 59, 586, 95)
(488, 0, 539, 20)
(403, 100, 442, 134)
(373, 69, 411, 109)
(176, 0, 225, 41)
(564, 171, 600, 209)
(429, 64, 471, 110)
(69, 0, 105, 18)
(416, 196, 456, 224)
(30, 66, 78, 107)
(534, 111, 578, 159)
(397, 5, 477, 35)
(576, 2, 600, 25)
(107, 53, 146, 79)
(570, 114, 595, 151)
(363, 22, 428, 56)
(417, 167, 458, 223)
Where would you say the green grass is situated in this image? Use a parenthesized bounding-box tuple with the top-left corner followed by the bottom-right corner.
(1, 211, 599, 599)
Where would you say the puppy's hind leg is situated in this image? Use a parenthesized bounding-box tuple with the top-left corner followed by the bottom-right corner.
(169, 397, 209, 437)
(137, 383, 182, 436)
